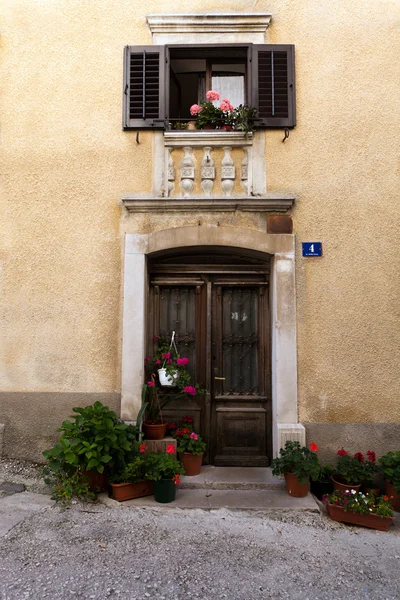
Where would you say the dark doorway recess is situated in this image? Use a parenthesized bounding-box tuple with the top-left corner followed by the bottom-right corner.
(147, 246, 272, 466)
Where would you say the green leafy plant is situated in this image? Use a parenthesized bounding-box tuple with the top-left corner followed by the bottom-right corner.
(41, 402, 141, 504)
(379, 450, 400, 493)
(317, 463, 335, 482)
(173, 121, 189, 130)
(271, 441, 320, 484)
(43, 402, 134, 474)
(230, 104, 258, 137)
(109, 456, 147, 484)
(323, 490, 393, 518)
(144, 447, 185, 482)
(334, 449, 371, 485)
(41, 465, 95, 507)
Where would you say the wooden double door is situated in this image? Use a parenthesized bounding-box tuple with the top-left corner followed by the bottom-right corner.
(148, 253, 271, 466)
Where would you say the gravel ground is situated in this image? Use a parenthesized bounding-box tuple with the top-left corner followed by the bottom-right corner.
(0, 459, 399, 600)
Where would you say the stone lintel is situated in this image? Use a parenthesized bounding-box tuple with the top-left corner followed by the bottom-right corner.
(121, 195, 295, 213)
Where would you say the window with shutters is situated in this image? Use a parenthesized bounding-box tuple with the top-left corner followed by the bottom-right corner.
(123, 44, 295, 131)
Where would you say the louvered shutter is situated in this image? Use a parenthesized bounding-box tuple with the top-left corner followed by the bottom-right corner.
(252, 45, 296, 128)
(123, 46, 166, 130)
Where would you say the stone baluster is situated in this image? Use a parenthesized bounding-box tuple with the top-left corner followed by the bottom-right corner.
(221, 146, 235, 197)
(201, 146, 215, 197)
(180, 146, 195, 198)
(166, 147, 175, 197)
(241, 147, 249, 195)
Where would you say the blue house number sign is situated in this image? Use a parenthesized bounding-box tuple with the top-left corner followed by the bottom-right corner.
(302, 242, 322, 257)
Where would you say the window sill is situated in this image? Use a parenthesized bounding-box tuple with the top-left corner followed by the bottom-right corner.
(164, 131, 253, 147)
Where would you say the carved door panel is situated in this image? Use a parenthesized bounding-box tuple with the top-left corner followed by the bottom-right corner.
(211, 283, 270, 466)
(149, 281, 207, 438)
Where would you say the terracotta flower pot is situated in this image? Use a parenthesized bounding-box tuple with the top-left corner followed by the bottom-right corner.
(331, 476, 361, 494)
(327, 504, 393, 531)
(201, 122, 216, 130)
(284, 472, 309, 497)
(179, 452, 203, 477)
(385, 481, 400, 512)
(82, 470, 107, 492)
(110, 480, 154, 502)
(154, 478, 176, 503)
(142, 422, 168, 440)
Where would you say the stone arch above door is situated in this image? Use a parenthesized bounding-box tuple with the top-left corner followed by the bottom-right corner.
(121, 225, 305, 456)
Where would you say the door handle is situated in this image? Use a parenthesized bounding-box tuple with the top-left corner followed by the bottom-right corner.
(214, 377, 225, 380)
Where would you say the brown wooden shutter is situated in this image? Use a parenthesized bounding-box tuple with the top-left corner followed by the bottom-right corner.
(123, 46, 166, 130)
(251, 45, 296, 128)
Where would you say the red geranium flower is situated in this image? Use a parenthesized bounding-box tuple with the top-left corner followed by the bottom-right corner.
(354, 452, 364, 462)
(162, 352, 171, 359)
(183, 416, 194, 424)
(139, 443, 147, 453)
(337, 448, 348, 456)
(172, 474, 181, 485)
(166, 444, 175, 454)
(309, 442, 318, 452)
(367, 450, 376, 462)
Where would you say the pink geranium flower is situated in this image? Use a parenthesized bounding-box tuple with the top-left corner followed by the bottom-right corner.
(206, 90, 220, 101)
(183, 385, 197, 396)
(147, 381, 155, 387)
(220, 99, 234, 112)
(190, 432, 198, 440)
(156, 359, 161, 365)
(162, 352, 171, 359)
(176, 357, 189, 366)
(190, 104, 203, 116)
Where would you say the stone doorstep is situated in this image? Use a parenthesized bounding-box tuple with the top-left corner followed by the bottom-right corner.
(99, 466, 319, 512)
(180, 466, 285, 490)
(99, 488, 319, 512)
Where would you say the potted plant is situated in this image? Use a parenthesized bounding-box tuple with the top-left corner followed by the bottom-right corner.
(331, 449, 367, 493)
(230, 104, 258, 138)
(323, 490, 394, 531)
(174, 424, 206, 476)
(310, 463, 335, 500)
(190, 90, 225, 129)
(271, 441, 320, 497)
(109, 446, 153, 502)
(144, 445, 185, 503)
(379, 450, 400, 511)
(41, 401, 137, 502)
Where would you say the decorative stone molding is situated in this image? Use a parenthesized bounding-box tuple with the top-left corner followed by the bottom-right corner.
(121, 194, 295, 213)
(165, 131, 253, 148)
(121, 227, 302, 455)
(147, 14, 272, 44)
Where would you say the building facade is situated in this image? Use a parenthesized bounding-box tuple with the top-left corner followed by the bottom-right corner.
(1, 1, 399, 463)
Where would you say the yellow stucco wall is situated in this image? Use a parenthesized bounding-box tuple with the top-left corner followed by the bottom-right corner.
(1, 1, 399, 425)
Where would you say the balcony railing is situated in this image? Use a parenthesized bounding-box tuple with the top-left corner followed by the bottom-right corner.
(164, 131, 254, 199)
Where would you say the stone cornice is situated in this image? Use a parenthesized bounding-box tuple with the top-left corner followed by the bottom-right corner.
(146, 14, 272, 35)
(121, 194, 295, 213)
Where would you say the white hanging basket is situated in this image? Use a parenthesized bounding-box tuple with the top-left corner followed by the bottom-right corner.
(158, 368, 180, 388)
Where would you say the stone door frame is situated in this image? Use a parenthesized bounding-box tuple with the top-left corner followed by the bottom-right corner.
(121, 225, 305, 456)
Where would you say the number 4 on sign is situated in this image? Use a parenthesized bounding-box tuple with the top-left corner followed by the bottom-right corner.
(302, 242, 322, 257)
